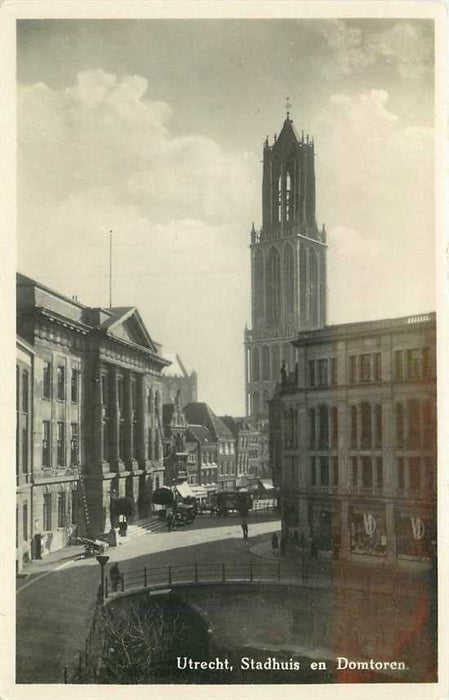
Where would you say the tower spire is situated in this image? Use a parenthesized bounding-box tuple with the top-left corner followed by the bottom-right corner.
(285, 96, 292, 120)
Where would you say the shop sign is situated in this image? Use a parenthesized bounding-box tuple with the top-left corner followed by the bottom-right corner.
(410, 516, 425, 540)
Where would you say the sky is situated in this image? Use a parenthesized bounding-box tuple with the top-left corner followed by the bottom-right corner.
(17, 18, 435, 415)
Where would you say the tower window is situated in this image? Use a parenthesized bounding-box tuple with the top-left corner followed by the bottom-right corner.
(285, 172, 291, 222)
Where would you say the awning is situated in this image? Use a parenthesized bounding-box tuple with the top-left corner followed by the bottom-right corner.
(176, 481, 195, 499)
(259, 479, 275, 491)
(190, 485, 208, 499)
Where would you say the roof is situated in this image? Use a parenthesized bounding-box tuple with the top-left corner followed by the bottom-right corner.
(221, 416, 256, 434)
(187, 424, 214, 445)
(162, 353, 189, 378)
(184, 402, 234, 441)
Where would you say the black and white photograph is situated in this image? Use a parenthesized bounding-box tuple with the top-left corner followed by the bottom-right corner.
(4, 1, 448, 695)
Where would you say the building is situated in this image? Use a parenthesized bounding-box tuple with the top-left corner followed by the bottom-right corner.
(161, 353, 198, 405)
(244, 110, 327, 420)
(16, 337, 34, 572)
(17, 273, 169, 554)
(183, 403, 236, 491)
(186, 424, 219, 493)
(162, 391, 190, 484)
(220, 416, 260, 488)
(270, 314, 437, 562)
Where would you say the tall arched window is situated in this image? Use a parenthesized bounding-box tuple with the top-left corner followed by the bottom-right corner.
(284, 244, 294, 317)
(266, 247, 281, 326)
(310, 249, 319, 326)
(277, 174, 282, 223)
(285, 172, 292, 222)
(251, 347, 260, 382)
(361, 403, 372, 448)
(262, 346, 270, 380)
(254, 249, 264, 321)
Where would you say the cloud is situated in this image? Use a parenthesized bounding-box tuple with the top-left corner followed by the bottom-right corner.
(317, 20, 433, 79)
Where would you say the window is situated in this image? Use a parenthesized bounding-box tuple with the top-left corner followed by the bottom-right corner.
(351, 457, 358, 486)
(103, 421, 109, 462)
(331, 358, 338, 385)
(407, 349, 421, 380)
(409, 457, 421, 491)
(311, 457, 316, 486)
(349, 356, 357, 384)
(43, 361, 51, 399)
(58, 492, 66, 527)
(394, 351, 403, 380)
(22, 503, 28, 542)
(70, 423, 79, 466)
(318, 405, 329, 449)
(309, 408, 316, 449)
(373, 353, 382, 381)
(317, 359, 328, 387)
(71, 490, 78, 525)
(331, 406, 338, 447)
(147, 428, 153, 459)
(57, 365, 65, 401)
(43, 493, 52, 531)
(42, 421, 50, 467)
(361, 403, 372, 448)
(408, 400, 421, 449)
(333, 458, 339, 486)
(22, 420, 28, 472)
(57, 422, 66, 466)
(117, 378, 124, 413)
(147, 388, 153, 413)
(422, 348, 431, 378)
(71, 368, 79, 403)
(423, 401, 435, 448)
(308, 360, 315, 387)
(396, 404, 404, 448)
(376, 458, 383, 488)
(362, 457, 372, 487)
(22, 370, 29, 412)
(350, 406, 357, 448)
(397, 457, 405, 490)
(375, 405, 382, 448)
(320, 457, 329, 486)
(361, 354, 371, 383)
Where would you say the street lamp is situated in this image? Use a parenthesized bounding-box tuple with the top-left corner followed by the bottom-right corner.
(96, 554, 110, 605)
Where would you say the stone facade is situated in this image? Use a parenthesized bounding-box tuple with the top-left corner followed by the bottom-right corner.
(17, 273, 169, 554)
(270, 314, 437, 563)
(16, 338, 34, 571)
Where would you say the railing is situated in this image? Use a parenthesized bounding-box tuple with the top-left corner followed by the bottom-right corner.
(103, 559, 430, 602)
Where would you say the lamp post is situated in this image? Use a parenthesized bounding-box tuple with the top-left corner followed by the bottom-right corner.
(96, 554, 110, 605)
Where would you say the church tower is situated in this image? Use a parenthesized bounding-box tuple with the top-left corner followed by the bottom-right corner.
(245, 108, 327, 417)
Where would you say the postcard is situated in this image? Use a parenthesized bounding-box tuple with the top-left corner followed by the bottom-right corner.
(1, 1, 448, 699)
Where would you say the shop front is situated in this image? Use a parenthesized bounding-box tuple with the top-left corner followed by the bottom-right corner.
(349, 504, 386, 557)
(395, 508, 435, 561)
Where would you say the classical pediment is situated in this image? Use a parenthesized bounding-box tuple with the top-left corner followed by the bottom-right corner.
(102, 307, 158, 353)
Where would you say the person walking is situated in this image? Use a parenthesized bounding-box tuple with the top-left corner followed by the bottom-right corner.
(271, 532, 279, 554)
(241, 520, 249, 539)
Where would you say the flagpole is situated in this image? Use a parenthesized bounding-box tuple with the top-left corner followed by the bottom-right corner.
(109, 230, 112, 309)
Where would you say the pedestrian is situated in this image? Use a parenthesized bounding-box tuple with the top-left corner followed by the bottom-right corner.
(167, 511, 173, 532)
(271, 532, 279, 553)
(244, 522, 249, 539)
(110, 563, 121, 592)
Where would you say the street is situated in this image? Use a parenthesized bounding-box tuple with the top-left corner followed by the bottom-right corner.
(16, 515, 280, 683)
